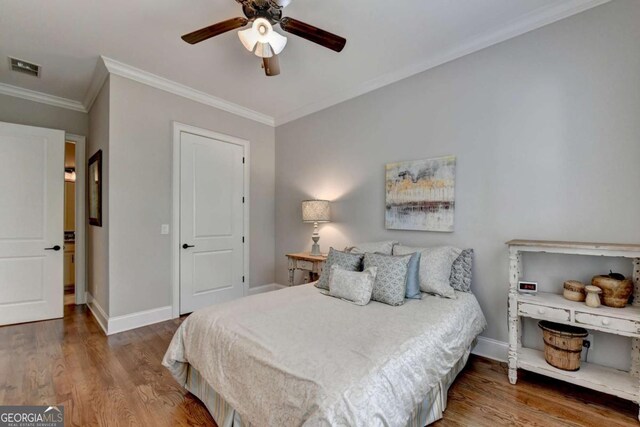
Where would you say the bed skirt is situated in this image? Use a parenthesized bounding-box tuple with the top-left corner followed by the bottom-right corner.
(184, 344, 473, 427)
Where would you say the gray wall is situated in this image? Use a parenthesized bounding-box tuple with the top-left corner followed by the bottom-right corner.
(274, 0, 640, 367)
(87, 78, 110, 313)
(107, 75, 275, 317)
(0, 93, 88, 136)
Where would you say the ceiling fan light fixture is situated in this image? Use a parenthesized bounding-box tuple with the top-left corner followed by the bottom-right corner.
(274, 0, 291, 8)
(264, 30, 287, 55)
(254, 42, 273, 58)
(182, 0, 347, 77)
(238, 17, 287, 57)
(238, 27, 259, 51)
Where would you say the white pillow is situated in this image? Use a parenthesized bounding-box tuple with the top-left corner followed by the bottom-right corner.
(327, 265, 377, 306)
(393, 245, 462, 299)
(346, 240, 399, 255)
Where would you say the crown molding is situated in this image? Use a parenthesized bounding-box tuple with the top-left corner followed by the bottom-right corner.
(0, 0, 610, 127)
(0, 82, 86, 112)
(0, 56, 275, 126)
(94, 56, 275, 126)
(83, 57, 109, 112)
(273, 0, 611, 125)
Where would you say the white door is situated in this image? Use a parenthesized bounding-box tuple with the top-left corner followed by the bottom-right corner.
(179, 130, 245, 314)
(0, 122, 65, 325)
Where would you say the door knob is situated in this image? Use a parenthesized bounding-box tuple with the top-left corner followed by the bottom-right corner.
(45, 245, 61, 251)
(182, 244, 195, 249)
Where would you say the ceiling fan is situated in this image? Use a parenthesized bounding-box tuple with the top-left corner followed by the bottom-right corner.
(181, 0, 346, 76)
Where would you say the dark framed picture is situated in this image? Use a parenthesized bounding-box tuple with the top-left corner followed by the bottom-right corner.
(88, 150, 102, 227)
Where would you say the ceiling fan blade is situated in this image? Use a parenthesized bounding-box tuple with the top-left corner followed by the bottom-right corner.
(280, 17, 346, 52)
(263, 55, 280, 76)
(182, 17, 249, 44)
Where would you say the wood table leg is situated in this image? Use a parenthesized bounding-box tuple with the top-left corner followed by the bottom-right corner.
(508, 292, 519, 385)
(508, 249, 522, 385)
(288, 268, 294, 286)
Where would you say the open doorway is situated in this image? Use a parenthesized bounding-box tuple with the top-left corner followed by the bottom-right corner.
(64, 134, 87, 306)
(64, 142, 76, 305)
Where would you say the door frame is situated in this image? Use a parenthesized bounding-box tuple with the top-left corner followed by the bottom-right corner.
(171, 122, 250, 319)
(65, 133, 87, 305)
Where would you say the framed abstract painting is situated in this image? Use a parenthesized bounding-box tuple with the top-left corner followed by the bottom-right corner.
(385, 156, 456, 232)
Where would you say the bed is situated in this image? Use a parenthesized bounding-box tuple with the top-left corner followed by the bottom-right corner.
(163, 283, 486, 426)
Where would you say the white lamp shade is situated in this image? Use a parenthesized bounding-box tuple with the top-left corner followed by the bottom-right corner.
(302, 200, 330, 223)
(238, 27, 260, 52)
(238, 18, 287, 58)
(274, 0, 291, 7)
(262, 31, 287, 56)
(254, 42, 273, 58)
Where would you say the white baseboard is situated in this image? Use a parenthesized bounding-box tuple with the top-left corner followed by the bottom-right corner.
(108, 305, 173, 335)
(248, 283, 286, 295)
(87, 284, 284, 335)
(472, 336, 508, 362)
(85, 292, 108, 335)
(85, 292, 172, 335)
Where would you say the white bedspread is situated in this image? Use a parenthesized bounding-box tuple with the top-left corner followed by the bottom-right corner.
(163, 284, 486, 427)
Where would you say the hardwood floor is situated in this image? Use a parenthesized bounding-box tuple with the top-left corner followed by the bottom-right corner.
(0, 305, 214, 427)
(0, 305, 637, 426)
(64, 289, 75, 306)
(436, 356, 637, 427)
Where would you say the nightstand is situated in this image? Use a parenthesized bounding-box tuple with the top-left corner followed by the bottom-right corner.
(286, 252, 327, 286)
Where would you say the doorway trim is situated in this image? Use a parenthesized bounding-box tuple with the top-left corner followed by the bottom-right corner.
(171, 122, 250, 319)
(65, 134, 87, 305)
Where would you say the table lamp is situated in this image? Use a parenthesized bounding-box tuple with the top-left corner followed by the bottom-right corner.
(302, 200, 330, 256)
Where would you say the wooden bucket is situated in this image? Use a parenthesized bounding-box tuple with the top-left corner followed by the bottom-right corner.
(538, 321, 588, 371)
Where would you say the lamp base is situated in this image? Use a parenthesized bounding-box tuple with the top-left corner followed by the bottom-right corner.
(310, 243, 321, 256)
(310, 226, 321, 256)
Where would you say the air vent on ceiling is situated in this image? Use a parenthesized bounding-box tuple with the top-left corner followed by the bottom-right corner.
(9, 57, 41, 77)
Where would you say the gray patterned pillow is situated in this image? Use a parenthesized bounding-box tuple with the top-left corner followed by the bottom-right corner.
(450, 249, 473, 292)
(327, 265, 377, 306)
(346, 241, 398, 255)
(363, 252, 411, 306)
(315, 248, 364, 290)
(393, 245, 461, 299)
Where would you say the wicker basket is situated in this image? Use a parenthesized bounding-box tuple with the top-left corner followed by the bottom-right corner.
(538, 321, 588, 371)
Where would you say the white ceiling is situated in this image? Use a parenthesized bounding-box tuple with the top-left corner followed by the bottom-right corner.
(0, 0, 608, 125)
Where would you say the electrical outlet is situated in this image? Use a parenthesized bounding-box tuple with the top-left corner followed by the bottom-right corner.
(161, 224, 169, 235)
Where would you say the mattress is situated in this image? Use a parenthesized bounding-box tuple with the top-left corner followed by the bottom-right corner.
(163, 283, 486, 426)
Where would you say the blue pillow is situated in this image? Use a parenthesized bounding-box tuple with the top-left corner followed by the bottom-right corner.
(405, 252, 421, 299)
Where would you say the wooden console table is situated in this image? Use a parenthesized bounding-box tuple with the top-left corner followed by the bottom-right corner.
(286, 252, 327, 286)
(507, 239, 640, 420)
